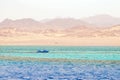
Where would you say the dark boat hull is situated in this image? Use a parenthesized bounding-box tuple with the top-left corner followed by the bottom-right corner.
(37, 50, 49, 53)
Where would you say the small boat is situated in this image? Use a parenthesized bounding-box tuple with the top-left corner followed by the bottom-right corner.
(37, 50, 49, 53)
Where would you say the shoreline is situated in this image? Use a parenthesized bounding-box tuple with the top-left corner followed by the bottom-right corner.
(0, 56, 120, 64)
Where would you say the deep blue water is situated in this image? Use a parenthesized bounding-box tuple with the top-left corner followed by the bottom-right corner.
(0, 46, 120, 80)
(0, 60, 120, 80)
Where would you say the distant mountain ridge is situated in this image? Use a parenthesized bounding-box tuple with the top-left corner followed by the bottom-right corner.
(0, 18, 41, 28)
(0, 14, 120, 29)
(41, 18, 93, 28)
(0, 15, 120, 38)
(0, 18, 93, 29)
(0, 15, 120, 46)
(82, 14, 120, 27)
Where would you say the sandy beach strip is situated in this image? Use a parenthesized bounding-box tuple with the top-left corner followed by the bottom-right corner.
(0, 56, 120, 64)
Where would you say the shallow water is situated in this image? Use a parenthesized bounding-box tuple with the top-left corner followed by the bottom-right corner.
(0, 46, 120, 80)
(0, 46, 120, 60)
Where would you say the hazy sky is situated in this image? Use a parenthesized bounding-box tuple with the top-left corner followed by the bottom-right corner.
(0, 0, 120, 21)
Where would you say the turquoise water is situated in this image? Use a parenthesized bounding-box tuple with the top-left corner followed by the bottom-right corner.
(0, 46, 120, 80)
(0, 46, 120, 60)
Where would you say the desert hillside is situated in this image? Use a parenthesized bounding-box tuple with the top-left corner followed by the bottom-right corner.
(0, 16, 120, 45)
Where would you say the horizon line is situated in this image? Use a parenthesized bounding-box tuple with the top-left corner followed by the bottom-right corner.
(0, 14, 120, 22)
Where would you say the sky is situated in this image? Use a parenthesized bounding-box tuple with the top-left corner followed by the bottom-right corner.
(0, 0, 120, 21)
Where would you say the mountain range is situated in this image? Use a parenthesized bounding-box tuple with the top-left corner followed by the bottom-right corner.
(0, 14, 120, 45)
(1, 14, 120, 28)
(82, 14, 120, 27)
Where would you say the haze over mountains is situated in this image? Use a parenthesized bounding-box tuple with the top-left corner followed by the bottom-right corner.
(0, 14, 120, 45)
(83, 14, 120, 27)
(1, 14, 120, 28)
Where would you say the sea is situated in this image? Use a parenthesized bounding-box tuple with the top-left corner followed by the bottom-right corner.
(0, 46, 120, 80)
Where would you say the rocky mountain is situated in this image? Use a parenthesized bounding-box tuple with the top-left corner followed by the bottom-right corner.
(0, 18, 42, 29)
(0, 15, 120, 38)
(41, 18, 94, 28)
(0, 16, 120, 45)
(82, 14, 120, 27)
